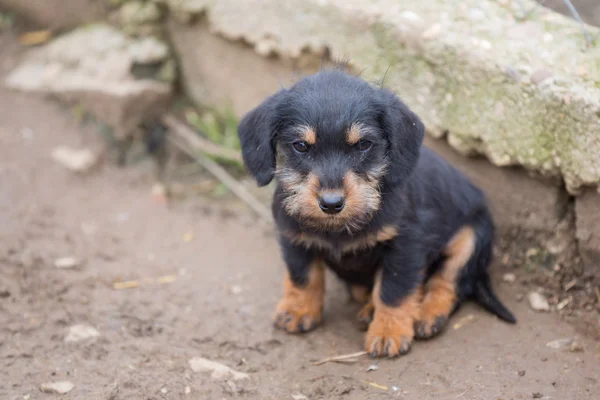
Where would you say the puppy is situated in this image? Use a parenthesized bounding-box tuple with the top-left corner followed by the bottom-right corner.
(238, 69, 515, 357)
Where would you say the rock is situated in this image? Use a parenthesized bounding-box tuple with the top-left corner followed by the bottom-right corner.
(54, 256, 82, 269)
(530, 68, 553, 85)
(188, 357, 249, 381)
(569, 340, 584, 353)
(65, 324, 100, 343)
(502, 273, 516, 283)
(40, 381, 75, 394)
(575, 188, 600, 270)
(556, 298, 570, 310)
(230, 285, 243, 295)
(516, 293, 524, 302)
(5, 25, 172, 139)
(120, 1, 162, 26)
(425, 136, 564, 234)
(167, 0, 600, 193)
(0, 0, 107, 30)
(129, 36, 169, 64)
(292, 394, 309, 400)
(528, 292, 550, 312)
(546, 337, 584, 352)
(546, 338, 573, 349)
(51, 146, 98, 173)
(184, 386, 191, 394)
(546, 214, 576, 256)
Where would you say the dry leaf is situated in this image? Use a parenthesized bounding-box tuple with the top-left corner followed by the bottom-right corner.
(453, 314, 475, 330)
(157, 275, 177, 284)
(183, 231, 194, 242)
(19, 30, 52, 46)
(366, 382, 388, 390)
(113, 280, 139, 290)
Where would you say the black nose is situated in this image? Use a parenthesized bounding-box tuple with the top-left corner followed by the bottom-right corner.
(318, 193, 345, 214)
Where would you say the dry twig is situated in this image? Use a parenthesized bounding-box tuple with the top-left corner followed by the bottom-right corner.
(162, 114, 244, 165)
(312, 351, 368, 366)
(163, 117, 272, 223)
(456, 387, 473, 398)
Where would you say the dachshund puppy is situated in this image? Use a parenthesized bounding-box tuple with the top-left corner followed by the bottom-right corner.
(237, 69, 515, 357)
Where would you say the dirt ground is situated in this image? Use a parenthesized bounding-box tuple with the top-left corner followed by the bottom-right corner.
(1, 30, 600, 400)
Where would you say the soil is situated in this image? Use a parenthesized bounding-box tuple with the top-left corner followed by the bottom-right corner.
(1, 27, 600, 400)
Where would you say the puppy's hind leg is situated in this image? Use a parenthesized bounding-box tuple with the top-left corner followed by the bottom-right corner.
(415, 226, 476, 339)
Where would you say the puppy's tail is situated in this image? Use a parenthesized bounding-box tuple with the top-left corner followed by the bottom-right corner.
(473, 273, 516, 323)
(469, 209, 516, 324)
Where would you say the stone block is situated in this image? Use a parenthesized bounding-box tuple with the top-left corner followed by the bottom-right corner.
(575, 188, 600, 270)
(0, 0, 107, 30)
(425, 136, 565, 234)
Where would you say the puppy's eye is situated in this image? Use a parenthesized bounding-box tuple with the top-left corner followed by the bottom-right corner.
(292, 141, 309, 153)
(356, 139, 372, 151)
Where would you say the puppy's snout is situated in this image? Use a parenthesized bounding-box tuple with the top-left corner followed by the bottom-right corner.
(318, 192, 345, 214)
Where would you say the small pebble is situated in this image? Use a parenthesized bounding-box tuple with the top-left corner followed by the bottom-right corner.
(516, 293, 524, 302)
(546, 338, 573, 349)
(569, 341, 584, 353)
(518, 370, 526, 377)
(556, 298, 570, 310)
(502, 273, 516, 283)
(40, 381, 74, 394)
(188, 357, 249, 381)
(54, 256, 82, 269)
(51, 146, 97, 173)
(532, 393, 543, 399)
(528, 292, 550, 312)
(184, 386, 191, 394)
(65, 324, 100, 343)
(530, 68, 553, 85)
(230, 285, 243, 295)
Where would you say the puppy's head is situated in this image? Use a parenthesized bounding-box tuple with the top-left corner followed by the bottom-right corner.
(238, 70, 424, 232)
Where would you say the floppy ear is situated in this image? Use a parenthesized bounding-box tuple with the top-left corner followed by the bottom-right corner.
(376, 89, 425, 187)
(237, 90, 287, 187)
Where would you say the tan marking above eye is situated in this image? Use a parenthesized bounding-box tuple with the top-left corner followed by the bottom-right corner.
(346, 122, 364, 145)
(298, 125, 316, 145)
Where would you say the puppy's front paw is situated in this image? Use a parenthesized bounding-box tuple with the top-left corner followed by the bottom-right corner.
(273, 267, 325, 334)
(364, 310, 414, 357)
(274, 300, 322, 333)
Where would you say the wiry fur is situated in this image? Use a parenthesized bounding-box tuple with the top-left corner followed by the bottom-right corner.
(238, 68, 516, 358)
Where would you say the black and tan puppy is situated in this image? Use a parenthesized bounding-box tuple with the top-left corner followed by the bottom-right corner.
(238, 69, 515, 357)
